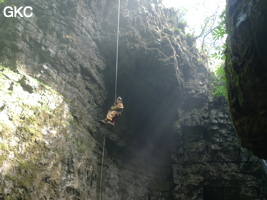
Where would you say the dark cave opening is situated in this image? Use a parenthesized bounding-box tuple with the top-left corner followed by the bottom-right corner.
(101, 44, 182, 192)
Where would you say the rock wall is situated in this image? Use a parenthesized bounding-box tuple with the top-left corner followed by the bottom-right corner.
(0, 65, 99, 199)
(0, 0, 266, 199)
(173, 96, 267, 199)
(225, 0, 267, 158)
(1, 0, 107, 199)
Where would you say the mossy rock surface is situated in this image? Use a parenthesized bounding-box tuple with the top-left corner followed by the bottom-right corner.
(0, 65, 97, 199)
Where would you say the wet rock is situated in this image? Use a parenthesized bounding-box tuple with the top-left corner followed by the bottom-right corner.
(225, 0, 267, 159)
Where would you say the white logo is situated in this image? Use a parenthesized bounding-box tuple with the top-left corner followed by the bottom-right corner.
(3, 6, 33, 18)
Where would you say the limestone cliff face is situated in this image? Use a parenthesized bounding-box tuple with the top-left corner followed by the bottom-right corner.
(225, 0, 267, 159)
(0, 65, 98, 199)
(0, 0, 266, 199)
(173, 98, 267, 199)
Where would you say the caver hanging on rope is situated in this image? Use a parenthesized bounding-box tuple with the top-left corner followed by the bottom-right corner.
(99, 1, 123, 200)
(99, 1, 121, 198)
(99, 0, 123, 127)
(99, 96, 124, 126)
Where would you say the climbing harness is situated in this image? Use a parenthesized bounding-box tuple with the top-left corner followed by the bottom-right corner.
(114, 0, 121, 102)
(99, 1, 121, 199)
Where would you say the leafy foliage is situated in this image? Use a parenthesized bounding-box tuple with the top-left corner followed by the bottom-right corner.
(212, 65, 227, 98)
(211, 10, 227, 60)
(172, 7, 188, 32)
(210, 10, 227, 99)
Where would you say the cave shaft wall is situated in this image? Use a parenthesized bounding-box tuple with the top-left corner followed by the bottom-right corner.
(225, 0, 267, 158)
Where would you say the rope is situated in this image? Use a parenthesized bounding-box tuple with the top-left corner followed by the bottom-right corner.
(99, 131, 107, 200)
(114, 0, 121, 102)
(99, 1, 121, 199)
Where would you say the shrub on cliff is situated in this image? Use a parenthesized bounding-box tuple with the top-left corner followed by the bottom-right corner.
(211, 64, 227, 98)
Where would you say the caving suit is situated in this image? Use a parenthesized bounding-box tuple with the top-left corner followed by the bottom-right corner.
(105, 100, 124, 123)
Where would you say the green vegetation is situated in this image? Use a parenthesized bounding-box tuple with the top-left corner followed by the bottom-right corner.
(209, 10, 227, 99)
(0, 155, 7, 167)
(74, 140, 86, 153)
(211, 10, 226, 60)
(0, 0, 6, 4)
(211, 64, 227, 98)
(186, 32, 196, 45)
(0, 143, 8, 151)
(19, 160, 33, 170)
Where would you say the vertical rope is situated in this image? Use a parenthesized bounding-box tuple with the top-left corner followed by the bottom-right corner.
(99, 1, 120, 198)
(115, 0, 121, 102)
(99, 133, 106, 200)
